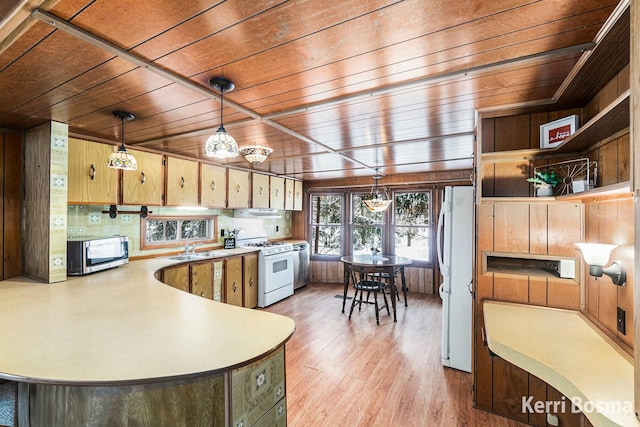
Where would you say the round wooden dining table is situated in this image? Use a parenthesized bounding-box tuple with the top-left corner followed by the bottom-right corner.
(340, 254, 413, 322)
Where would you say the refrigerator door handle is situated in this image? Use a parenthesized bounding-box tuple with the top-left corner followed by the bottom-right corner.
(436, 201, 448, 275)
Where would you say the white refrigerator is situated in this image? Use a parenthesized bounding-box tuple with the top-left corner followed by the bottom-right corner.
(437, 186, 474, 373)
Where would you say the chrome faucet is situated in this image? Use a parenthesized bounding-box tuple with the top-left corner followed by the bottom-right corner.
(184, 243, 194, 254)
(191, 242, 204, 254)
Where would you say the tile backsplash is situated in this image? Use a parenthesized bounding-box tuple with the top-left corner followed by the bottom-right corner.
(67, 205, 292, 258)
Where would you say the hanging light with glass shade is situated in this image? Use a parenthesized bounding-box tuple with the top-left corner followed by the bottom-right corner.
(240, 145, 273, 163)
(363, 169, 392, 212)
(107, 111, 137, 170)
(205, 77, 239, 158)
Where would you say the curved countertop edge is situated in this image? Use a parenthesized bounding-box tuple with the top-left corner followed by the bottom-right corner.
(483, 301, 638, 427)
(0, 250, 296, 386)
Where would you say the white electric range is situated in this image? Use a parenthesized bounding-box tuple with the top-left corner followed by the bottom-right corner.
(236, 229, 294, 307)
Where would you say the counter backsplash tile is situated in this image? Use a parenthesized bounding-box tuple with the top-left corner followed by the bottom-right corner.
(67, 205, 292, 257)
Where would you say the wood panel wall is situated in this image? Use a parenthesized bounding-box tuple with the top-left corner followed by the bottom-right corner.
(475, 201, 585, 425)
(310, 261, 435, 294)
(0, 132, 22, 280)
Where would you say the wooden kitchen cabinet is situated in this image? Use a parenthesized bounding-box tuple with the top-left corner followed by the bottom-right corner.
(227, 169, 250, 209)
(284, 179, 295, 210)
(252, 173, 270, 209)
(293, 180, 303, 211)
(224, 256, 243, 307)
(200, 163, 226, 207)
(270, 176, 285, 209)
(121, 149, 164, 205)
(67, 138, 118, 204)
(243, 253, 258, 309)
(162, 265, 189, 293)
(190, 262, 213, 299)
(165, 157, 199, 206)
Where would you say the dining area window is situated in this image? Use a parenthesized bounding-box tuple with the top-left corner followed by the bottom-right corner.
(310, 194, 343, 256)
(309, 189, 433, 265)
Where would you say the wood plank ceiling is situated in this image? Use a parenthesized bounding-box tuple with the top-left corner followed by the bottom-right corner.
(0, 0, 622, 181)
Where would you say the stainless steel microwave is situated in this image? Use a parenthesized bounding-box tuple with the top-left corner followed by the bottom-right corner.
(67, 236, 129, 276)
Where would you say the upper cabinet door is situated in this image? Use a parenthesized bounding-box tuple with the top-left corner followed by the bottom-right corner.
(121, 149, 165, 206)
(293, 180, 303, 211)
(270, 176, 285, 210)
(227, 169, 250, 209)
(284, 179, 295, 210)
(200, 163, 227, 208)
(252, 173, 270, 208)
(165, 157, 199, 206)
(68, 138, 118, 204)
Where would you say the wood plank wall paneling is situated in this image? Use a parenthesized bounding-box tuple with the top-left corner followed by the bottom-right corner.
(309, 261, 435, 295)
(0, 133, 4, 280)
(3, 133, 22, 279)
(23, 124, 52, 282)
(584, 198, 634, 351)
(475, 201, 584, 424)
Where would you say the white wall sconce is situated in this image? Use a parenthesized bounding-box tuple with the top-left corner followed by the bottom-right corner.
(575, 243, 626, 286)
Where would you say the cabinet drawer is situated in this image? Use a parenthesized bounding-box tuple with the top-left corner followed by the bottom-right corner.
(231, 347, 285, 427)
(252, 397, 286, 427)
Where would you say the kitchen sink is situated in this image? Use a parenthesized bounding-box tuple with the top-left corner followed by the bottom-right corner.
(168, 254, 208, 261)
(168, 251, 232, 261)
(198, 251, 232, 258)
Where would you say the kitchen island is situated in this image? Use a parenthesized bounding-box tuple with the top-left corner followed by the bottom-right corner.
(0, 254, 295, 426)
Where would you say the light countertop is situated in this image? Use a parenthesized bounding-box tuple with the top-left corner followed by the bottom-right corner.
(0, 253, 295, 386)
(483, 301, 638, 427)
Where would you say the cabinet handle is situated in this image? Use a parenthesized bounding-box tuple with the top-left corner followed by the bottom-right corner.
(200, 291, 204, 297)
(236, 184, 241, 193)
(211, 180, 216, 191)
(288, 190, 292, 198)
(233, 282, 237, 292)
(249, 277, 253, 287)
(89, 164, 95, 180)
(181, 177, 185, 188)
(296, 191, 300, 199)
(141, 171, 146, 185)
(275, 188, 279, 196)
(259, 186, 264, 195)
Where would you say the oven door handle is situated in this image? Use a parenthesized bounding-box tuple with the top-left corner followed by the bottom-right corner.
(263, 251, 293, 261)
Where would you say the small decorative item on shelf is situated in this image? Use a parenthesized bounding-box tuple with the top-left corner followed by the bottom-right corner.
(540, 114, 579, 149)
(533, 158, 597, 196)
(527, 169, 561, 197)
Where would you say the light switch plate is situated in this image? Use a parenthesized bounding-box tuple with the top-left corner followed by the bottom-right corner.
(559, 259, 575, 279)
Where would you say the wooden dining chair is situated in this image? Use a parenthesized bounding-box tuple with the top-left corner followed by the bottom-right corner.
(349, 267, 390, 324)
(367, 270, 407, 307)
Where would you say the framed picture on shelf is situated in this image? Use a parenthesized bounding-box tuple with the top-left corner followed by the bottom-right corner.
(540, 115, 578, 149)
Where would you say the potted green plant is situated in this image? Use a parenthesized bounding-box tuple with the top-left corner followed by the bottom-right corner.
(527, 169, 561, 196)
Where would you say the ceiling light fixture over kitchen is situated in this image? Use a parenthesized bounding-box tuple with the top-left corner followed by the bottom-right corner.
(205, 77, 239, 159)
(240, 146, 273, 163)
(363, 169, 392, 212)
(107, 111, 137, 170)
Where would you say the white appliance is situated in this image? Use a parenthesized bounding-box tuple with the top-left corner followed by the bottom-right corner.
(236, 229, 294, 307)
(437, 186, 474, 373)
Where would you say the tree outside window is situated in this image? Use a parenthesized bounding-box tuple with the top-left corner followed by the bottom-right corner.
(394, 192, 430, 262)
(310, 194, 342, 256)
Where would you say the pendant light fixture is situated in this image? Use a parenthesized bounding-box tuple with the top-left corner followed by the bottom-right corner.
(107, 111, 137, 170)
(240, 145, 273, 163)
(363, 169, 392, 212)
(205, 77, 239, 158)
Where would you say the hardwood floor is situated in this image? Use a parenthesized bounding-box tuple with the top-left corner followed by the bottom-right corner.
(263, 283, 529, 427)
